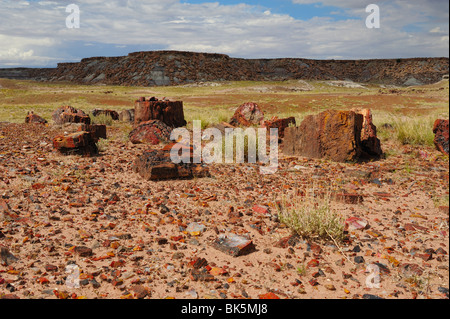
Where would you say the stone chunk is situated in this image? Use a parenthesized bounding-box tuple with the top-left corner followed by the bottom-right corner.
(134, 97, 186, 128)
(77, 124, 107, 142)
(53, 131, 98, 156)
(132, 147, 209, 181)
(25, 111, 47, 124)
(229, 102, 265, 127)
(352, 108, 383, 158)
(210, 234, 256, 257)
(129, 120, 172, 145)
(262, 116, 296, 139)
(52, 106, 91, 125)
(282, 109, 381, 162)
(433, 119, 449, 155)
(0, 247, 19, 266)
(119, 109, 135, 123)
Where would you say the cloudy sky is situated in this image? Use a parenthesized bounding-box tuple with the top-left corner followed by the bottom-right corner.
(0, 0, 448, 67)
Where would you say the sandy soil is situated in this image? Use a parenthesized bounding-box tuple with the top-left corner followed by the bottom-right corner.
(0, 120, 448, 300)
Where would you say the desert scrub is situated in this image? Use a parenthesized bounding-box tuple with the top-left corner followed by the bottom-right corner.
(90, 113, 114, 126)
(96, 138, 109, 152)
(278, 191, 345, 243)
(375, 113, 445, 147)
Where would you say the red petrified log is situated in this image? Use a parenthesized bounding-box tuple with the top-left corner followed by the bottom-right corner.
(52, 106, 91, 125)
(53, 131, 98, 156)
(433, 119, 449, 155)
(134, 97, 186, 128)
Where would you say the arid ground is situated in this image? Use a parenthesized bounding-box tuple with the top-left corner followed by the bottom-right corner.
(0, 78, 448, 300)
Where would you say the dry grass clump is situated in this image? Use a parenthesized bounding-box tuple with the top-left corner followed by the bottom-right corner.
(278, 189, 345, 243)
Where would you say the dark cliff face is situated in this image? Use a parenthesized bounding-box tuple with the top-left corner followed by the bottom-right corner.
(0, 51, 448, 86)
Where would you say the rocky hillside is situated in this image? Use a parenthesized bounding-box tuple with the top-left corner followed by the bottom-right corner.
(0, 51, 448, 86)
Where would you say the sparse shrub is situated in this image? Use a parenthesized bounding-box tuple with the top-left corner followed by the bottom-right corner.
(96, 138, 109, 152)
(278, 191, 345, 243)
(90, 114, 114, 126)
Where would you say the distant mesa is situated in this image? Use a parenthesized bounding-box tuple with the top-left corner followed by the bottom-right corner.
(0, 50, 448, 87)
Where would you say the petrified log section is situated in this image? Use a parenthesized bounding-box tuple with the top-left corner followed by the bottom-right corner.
(53, 131, 98, 156)
(77, 124, 107, 142)
(433, 119, 449, 155)
(129, 120, 172, 145)
(25, 111, 47, 124)
(133, 143, 209, 181)
(229, 102, 265, 127)
(52, 106, 91, 125)
(283, 110, 382, 162)
(134, 97, 186, 128)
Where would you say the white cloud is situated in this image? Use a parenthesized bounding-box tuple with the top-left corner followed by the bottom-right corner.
(0, 0, 448, 67)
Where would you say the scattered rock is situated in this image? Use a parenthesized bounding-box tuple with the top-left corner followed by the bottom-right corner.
(25, 111, 47, 124)
(129, 120, 172, 145)
(74, 246, 93, 257)
(52, 105, 91, 125)
(132, 147, 209, 181)
(400, 263, 424, 277)
(53, 131, 98, 156)
(0, 247, 19, 266)
(229, 102, 265, 127)
(210, 234, 256, 257)
(261, 117, 296, 139)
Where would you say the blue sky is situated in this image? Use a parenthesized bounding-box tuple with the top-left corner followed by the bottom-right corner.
(0, 0, 448, 67)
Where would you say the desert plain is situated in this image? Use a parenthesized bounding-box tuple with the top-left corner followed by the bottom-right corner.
(0, 77, 448, 300)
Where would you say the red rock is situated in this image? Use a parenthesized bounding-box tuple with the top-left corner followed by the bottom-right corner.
(262, 117, 296, 138)
(188, 258, 208, 269)
(77, 124, 107, 142)
(259, 292, 280, 299)
(129, 120, 172, 145)
(131, 285, 150, 299)
(53, 131, 98, 156)
(74, 246, 93, 257)
(134, 97, 186, 128)
(351, 108, 383, 158)
(345, 217, 368, 231)
(45, 264, 58, 272)
(0, 247, 19, 266)
(132, 148, 209, 181)
(190, 269, 215, 282)
(307, 259, 320, 268)
(334, 193, 364, 204)
(283, 110, 378, 162)
(229, 102, 265, 127)
(433, 119, 449, 155)
(309, 278, 319, 286)
(25, 111, 47, 124)
(399, 263, 424, 277)
(253, 205, 270, 215)
(210, 233, 256, 257)
(52, 105, 91, 125)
